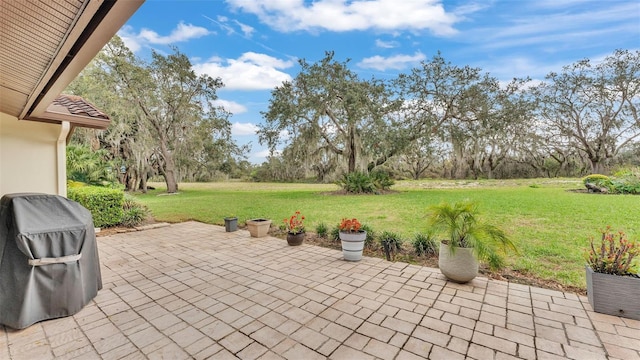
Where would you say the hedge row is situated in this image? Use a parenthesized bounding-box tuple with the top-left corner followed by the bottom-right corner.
(68, 186, 124, 228)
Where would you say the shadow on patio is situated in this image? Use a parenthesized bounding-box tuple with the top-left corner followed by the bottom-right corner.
(2, 221, 639, 359)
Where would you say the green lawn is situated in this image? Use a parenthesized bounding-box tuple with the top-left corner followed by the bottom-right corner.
(134, 178, 640, 288)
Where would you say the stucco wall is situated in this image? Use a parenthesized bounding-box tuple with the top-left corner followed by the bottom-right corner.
(0, 112, 61, 196)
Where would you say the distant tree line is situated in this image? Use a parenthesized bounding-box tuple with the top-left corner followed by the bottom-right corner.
(256, 50, 640, 182)
(68, 39, 639, 190)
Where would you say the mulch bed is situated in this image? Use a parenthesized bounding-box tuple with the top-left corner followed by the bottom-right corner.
(271, 229, 587, 296)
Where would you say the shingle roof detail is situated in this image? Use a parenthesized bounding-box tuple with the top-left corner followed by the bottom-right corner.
(52, 95, 109, 120)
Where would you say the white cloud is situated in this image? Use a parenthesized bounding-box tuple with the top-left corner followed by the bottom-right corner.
(213, 99, 248, 114)
(193, 52, 295, 90)
(118, 22, 211, 52)
(226, 0, 460, 36)
(231, 122, 259, 136)
(358, 52, 426, 71)
(139, 22, 211, 44)
(234, 20, 255, 38)
(375, 39, 399, 49)
(118, 26, 142, 52)
(279, 129, 290, 142)
(467, 2, 639, 53)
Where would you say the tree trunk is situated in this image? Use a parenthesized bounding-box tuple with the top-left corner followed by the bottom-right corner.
(158, 137, 179, 193)
(347, 126, 357, 173)
(138, 175, 147, 194)
(590, 158, 605, 174)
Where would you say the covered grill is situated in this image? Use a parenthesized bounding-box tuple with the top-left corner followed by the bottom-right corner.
(0, 193, 102, 329)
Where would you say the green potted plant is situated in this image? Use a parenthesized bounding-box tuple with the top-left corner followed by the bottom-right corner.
(246, 218, 271, 238)
(339, 218, 366, 261)
(428, 200, 517, 283)
(283, 211, 305, 246)
(585, 226, 640, 320)
(224, 216, 238, 232)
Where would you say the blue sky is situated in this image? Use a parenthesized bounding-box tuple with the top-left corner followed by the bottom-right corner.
(120, 0, 640, 163)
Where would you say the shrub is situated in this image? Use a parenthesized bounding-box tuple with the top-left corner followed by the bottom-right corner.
(66, 144, 117, 186)
(413, 232, 438, 256)
(330, 226, 341, 242)
(337, 171, 376, 194)
(360, 223, 376, 247)
(584, 170, 640, 194)
(583, 174, 613, 192)
(315, 222, 329, 238)
(336, 170, 395, 194)
(610, 175, 640, 194)
(583, 174, 611, 185)
(68, 186, 124, 228)
(379, 231, 403, 261)
(120, 196, 149, 227)
(370, 169, 395, 191)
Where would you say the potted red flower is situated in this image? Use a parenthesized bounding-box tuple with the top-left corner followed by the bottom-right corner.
(339, 218, 366, 261)
(585, 226, 640, 320)
(283, 211, 305, 246)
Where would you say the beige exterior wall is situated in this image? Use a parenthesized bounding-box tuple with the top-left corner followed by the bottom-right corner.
(0, 112, 62, 197)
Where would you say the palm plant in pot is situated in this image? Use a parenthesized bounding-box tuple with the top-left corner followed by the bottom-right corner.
(428, 201, 517, 283)
(585, 226, 639, 320)
(283, 211, 305, 246)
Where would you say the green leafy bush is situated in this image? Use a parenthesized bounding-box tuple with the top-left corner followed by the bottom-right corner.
(315, 222, 329, 238)
(120, 196, 149, 227)
(360, 223, 376, 247)
(583, 174, 611, 185)
(336, 170, 394, 194)
(379, 231, 403, 261)
(610, 176, 640, 194)
(412, 232, 438, 256)
(337, 171, 376, 193)
(68, 186, 124, 228)
(330, 226, 341, 242)
(583, 174, 613, 191)
(584, 170, 640, 194)
(66, 144, 117, 186)
(370, 169, 395, 191)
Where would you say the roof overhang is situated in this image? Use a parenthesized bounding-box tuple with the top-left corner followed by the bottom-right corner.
(0, 0, 144, 129)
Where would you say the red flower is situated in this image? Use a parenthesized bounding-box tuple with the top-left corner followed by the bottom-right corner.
(284, 210, 305, 234)
(339, 218, 362, 232)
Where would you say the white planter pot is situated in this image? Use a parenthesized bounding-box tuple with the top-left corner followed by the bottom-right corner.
(586, 266, 640, 320)
(340, 231, 366, 261)
(246, 219, 271, 238)
(438, 242, 478, 283)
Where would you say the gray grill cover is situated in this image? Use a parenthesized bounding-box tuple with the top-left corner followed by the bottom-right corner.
(0, 193, 102, 329)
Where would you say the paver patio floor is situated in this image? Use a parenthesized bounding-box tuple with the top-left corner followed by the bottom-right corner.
(2, 221, 639, 359)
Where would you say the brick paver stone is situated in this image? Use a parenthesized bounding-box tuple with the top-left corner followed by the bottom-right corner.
(2, 222, 637, 360)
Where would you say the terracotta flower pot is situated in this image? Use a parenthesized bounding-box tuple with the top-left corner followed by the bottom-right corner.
(246, 219, 271, 238)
